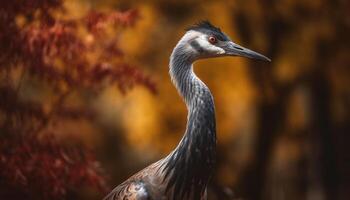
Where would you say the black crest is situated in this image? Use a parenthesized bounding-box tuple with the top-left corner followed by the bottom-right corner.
(186, 20, 229, 41)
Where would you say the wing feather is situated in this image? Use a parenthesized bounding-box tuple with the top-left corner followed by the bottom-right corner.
(103, 181, 149, 200)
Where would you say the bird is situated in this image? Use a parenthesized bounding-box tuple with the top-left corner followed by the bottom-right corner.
(104, 21, 270, 200)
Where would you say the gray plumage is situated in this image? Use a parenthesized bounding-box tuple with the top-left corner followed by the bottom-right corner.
(104, 21, 270, 200)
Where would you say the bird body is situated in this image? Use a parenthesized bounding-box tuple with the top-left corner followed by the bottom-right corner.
(104, 21, 270, 200)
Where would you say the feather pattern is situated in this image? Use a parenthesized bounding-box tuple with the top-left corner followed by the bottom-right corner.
(104, 22, 217, 200)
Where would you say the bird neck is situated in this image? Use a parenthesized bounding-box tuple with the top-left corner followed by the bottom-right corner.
(163, 45, 217, 199)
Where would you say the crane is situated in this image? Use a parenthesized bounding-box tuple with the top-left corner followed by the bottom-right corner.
(104, 21, 270, 200)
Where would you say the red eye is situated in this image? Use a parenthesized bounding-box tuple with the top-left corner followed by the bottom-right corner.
(208, 36, 217, 44)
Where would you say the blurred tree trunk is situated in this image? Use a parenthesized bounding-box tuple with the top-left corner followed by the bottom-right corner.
(233, 0, 345, 199)
(233, 5, 292, 198)
(307, 38, 340, 200)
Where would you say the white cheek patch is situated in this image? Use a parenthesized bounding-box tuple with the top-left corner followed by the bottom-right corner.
(215, 46, 225, 54)
(216, 41, 226, 54)
(195, 36, 225, 55)
(180, 30, 225, 56)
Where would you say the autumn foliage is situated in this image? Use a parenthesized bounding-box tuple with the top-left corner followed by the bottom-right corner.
(0, 135, 105, 199)
(0, 0, 155, 199)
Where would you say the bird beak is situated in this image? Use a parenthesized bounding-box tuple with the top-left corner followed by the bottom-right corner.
(225, 41, 271, 62)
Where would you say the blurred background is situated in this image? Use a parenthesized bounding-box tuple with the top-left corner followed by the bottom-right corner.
(0, 0, 349, 200)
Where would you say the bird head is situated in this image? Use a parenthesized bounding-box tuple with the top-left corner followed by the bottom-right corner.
(179, 21, 270, 62)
